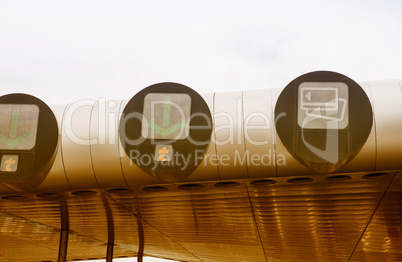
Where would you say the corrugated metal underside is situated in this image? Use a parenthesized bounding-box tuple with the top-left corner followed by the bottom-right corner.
(0, 172, 401, 262)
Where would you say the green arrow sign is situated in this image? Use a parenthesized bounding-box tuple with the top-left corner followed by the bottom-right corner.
(146, 95, 185, 137)
(0, 104, 39, 150)
(142, 93, 191, 140)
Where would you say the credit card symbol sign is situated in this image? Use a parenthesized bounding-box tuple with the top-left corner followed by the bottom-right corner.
(298, 82, 349, 129)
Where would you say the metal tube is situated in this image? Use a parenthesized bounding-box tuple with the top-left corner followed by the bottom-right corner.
(58, 199, 69, 262)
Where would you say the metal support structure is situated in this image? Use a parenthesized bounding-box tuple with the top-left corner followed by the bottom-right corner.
(103, 195, 115, 262)
(58, 199, 69, 262)
(106, 242, 114, 262)
(136, 200, 144, 262)
(136, 216, 144, 262)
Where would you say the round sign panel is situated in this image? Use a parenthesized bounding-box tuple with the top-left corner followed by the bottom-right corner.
(0, 94, 59, 187)
(119, 83, 213, 182)
(274, 71, 373, 173)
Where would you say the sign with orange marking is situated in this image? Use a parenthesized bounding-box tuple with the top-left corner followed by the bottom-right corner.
(0, 155, 19, 172)
(155, 145, 172, 162)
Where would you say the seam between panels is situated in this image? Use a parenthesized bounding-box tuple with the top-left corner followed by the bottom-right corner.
(104, 192, 205, 262)
(117, 100, 130, 187)
(60, 104, 73, 190)
(212, 92, 222, 181)
(366, 81, 378, 172)
(347, 172, 398, 261)
(245, 185, 269, 262)
(270, 89, 279, 179)
(88, 101, 102, 189)
(241, 91, 250, 180)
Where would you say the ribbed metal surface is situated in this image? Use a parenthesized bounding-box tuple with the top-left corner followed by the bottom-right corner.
(350, 173, 402, 261)
(112, 185, 266, 262)
(249, 173, 395, 261)
(0, 172, 400, 261)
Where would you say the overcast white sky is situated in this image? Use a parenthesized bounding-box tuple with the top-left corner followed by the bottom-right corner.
(1, 0, 402, 106)
(1, 0, 402, 261)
